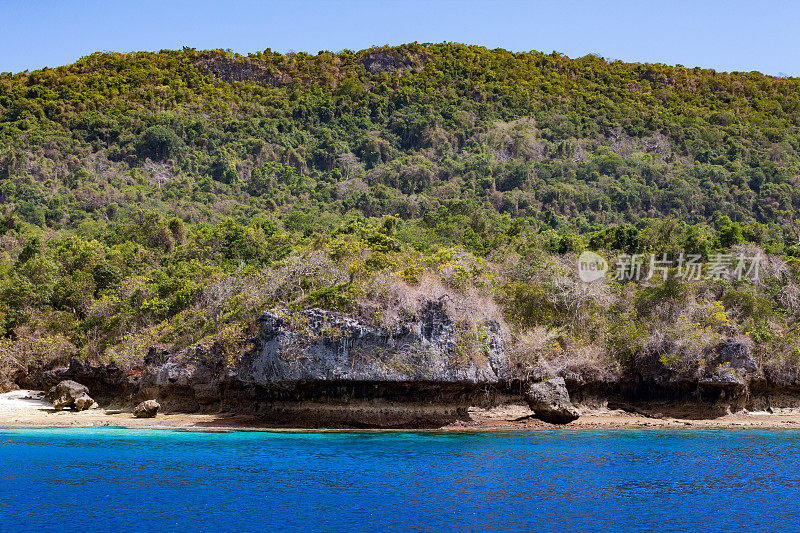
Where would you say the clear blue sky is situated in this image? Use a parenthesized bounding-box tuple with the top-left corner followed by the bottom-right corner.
(1, 0, 797, 76)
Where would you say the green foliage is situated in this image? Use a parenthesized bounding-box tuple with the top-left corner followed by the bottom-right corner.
(2, 43, 800, 371)
(137, 126, 183, 161)
(302, 283, 358, 312)
(607, 312, 647, 368)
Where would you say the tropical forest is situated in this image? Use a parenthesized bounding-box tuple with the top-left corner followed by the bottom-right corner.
(2, 43, 800, 385)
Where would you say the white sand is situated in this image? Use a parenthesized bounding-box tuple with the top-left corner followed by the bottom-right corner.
(0, 389, 52, 411)
(0, 389, 234, 429)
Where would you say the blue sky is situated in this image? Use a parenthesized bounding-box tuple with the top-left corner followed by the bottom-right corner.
(1, 0, 797, 76)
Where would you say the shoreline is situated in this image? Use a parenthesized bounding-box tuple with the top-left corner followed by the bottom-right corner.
(4, 391, 800, 432)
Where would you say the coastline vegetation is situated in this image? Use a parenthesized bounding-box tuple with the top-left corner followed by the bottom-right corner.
(1, 43, 800, 382)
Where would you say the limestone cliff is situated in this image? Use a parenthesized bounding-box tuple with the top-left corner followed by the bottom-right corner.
(16, 303, 800, 427)
(240, 304, 509, 384)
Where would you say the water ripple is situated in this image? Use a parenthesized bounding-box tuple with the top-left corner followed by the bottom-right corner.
(1, 428, 799, 532)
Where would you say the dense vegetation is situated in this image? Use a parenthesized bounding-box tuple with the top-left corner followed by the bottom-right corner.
(2, 43, 800, 381)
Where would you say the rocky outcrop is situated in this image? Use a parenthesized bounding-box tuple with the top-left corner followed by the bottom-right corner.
(361, 50, 428, 74)
(240, 305, 508, 385)
(226, 305, 512, 427)
(39, 358, 137, 404)
(715, 338, 757, 373)
(193, 53, 286, 86)
(48, 380, 97, 411)
(19, 311, 800, 427)
(627, 339, 758, 406)
(525, 377, 580, 424)
(697, 339, 758, 406)
(136, 345, 230, 412)
(125, 303, 513, 427)
(134, 400, 160, 418)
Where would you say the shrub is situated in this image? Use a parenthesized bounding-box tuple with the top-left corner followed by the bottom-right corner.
(137, 126, 183, 161)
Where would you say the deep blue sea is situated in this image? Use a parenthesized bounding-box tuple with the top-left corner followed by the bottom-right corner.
(1, 428, 800, 532)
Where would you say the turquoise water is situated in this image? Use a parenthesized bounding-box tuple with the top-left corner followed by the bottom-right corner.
(1, 429, 800, 532)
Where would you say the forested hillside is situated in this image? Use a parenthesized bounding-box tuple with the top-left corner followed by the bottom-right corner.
(2, 43, 800, 382)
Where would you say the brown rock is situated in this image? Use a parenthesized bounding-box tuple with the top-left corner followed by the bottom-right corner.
(73, 393, 99, 411)
(134, 400, 160, 418)
(525, 377, 580, 424)
(48, 380, 95, 411)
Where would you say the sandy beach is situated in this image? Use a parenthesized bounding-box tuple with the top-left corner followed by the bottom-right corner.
(0, 390, 228, 429)
(3, 390, 800, 431)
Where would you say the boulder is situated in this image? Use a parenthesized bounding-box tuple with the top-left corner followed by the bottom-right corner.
(134, 400, 160, 418)
(41, 357, 135, 402)
(48, 380, 96, 411)
(73, 393, 98, 411)
(525, 377, 580, 424)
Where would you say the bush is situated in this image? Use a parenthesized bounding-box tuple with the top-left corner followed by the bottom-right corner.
(137, 126, 183, 160)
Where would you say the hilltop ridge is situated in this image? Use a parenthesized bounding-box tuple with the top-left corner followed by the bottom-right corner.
(2, 43, 799, 228)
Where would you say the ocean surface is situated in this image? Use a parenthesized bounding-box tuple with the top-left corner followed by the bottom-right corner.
(1, 428, 800, 532)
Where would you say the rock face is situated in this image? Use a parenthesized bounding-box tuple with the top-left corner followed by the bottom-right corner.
(21, 317, 793, 427)
(193, 53, 284, 86)
(134, 400, 160, 418)
(0, 372, 18, 394)
(35, 358, 137, 405)
(125, 303, 512, 427)
(227, 304, 512, 427)
(48, 380, 97, 411)
(714, 339, 757, 373)
(361, 50, 427, 74)
(696, 340, 757, 407)
(136, 345, 229, 413)
(525, 377, 580, 424)
(628, 339, 758, 407)
(699, 364, 746, 389)
(239, 304, 508, 385)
